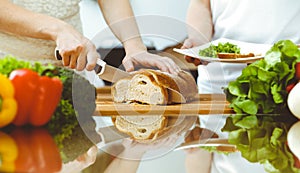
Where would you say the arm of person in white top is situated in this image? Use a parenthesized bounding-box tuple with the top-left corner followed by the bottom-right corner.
(104, 135, 180, 173)
(184, 120, 213, 173)
(181, 0, 214, 66)
(0, 0, 98, 71)
(98, 0, 180, 75)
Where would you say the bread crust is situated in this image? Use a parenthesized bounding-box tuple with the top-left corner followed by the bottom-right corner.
(217, 53, 255, 59)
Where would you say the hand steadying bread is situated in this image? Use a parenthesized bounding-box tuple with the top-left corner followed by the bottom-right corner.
(111, 69, 198, 141)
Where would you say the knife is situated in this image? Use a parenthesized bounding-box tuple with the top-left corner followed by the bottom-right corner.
(97, 125, 236, 153)
(55, 49, 186, 102)
(55, 49, 131, 83)
(174, 138, 237, 151)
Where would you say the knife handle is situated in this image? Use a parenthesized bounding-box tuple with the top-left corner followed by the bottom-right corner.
(55, 48, 107, 75)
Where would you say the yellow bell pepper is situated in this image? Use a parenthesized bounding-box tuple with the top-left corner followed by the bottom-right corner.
(0, 131, 18, 172)
(0, 74, 17, 128)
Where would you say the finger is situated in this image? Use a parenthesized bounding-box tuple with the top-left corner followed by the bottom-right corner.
(85, 50, 98, 71)
(166, 58, 181, 75)
(122, 57, 135, 72)
(61, 50, 71, 66)
(69, 53, 78, 69)
(76, 51, 88, 71)
(192, 127, 201, 140)
(71, 46, 84, 69)
(182, 39, 193, 49)
(193, 59, 202, 66)
(185, 56, 194, 63)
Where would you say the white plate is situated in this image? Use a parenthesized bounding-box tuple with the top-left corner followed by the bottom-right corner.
(173, 38, 272, 63)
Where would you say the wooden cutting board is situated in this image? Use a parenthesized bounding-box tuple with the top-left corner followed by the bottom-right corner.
(94, 87, 234, 116)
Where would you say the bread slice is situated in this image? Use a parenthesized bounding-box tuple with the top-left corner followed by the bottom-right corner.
(112, 115, 167, 141)
(126, 72, 168, 105)
(111, 77, 131, 103)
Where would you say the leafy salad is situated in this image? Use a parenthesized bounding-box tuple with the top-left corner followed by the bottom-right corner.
(222, 40, 300, 172)
(199, 42, 241, 57)
(224, 40, 300, 114)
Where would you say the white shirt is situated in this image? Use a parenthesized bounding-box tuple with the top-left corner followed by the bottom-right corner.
(197, 0, 300, 94)
(199, 0, 300, 173)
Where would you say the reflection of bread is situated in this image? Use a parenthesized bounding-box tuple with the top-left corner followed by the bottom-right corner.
(111, 69, 198, 105)
(112, 115, 167, 141)
(112, 115, 196, 141)
(217, 53, 255, 59)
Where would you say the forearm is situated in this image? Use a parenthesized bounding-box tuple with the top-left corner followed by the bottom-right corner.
(98, 0, 147, 54)
(104, 150, 143, 173)
(185, 149, 212, 173)
(186, 0, 213, 44)
(0, 0, 73, 41)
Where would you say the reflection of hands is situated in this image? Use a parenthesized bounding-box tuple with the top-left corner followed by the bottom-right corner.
(61, 145, 98, 173)
(184, 125, 218, 154)
(181, 38, 205, 66)
(121, 134, 180, 158)
(122, 51, 181, 75)
(55, 25, 98, 71)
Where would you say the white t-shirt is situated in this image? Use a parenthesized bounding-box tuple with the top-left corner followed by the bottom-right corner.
(198, 0, 300, 173)
(198, 0, 300, 94)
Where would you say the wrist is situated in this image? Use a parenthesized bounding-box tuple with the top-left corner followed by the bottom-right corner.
(123, 38, 147, 55)
(42, 20, 72, 41)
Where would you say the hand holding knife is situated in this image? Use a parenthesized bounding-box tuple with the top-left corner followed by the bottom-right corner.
(55, 49, 131, 83)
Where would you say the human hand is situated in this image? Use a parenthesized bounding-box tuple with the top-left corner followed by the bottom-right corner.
(119, 134, 180, 159)
(181, 38, 206, 66)
(184, 125, 218, 154)
(55, 25, 98, 71)
(122, 51, 181, 75)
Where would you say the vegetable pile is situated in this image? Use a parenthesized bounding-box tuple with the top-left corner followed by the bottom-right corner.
(199, 42, 241, 57)
(0, 127, 62, 173)
(224, 40, 300, 115)
(222, 40, 300, 173)
(0, 56, 97, 162)
(222, 115, 299, 173)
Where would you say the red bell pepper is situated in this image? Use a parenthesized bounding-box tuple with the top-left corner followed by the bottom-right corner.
(295, 62, 300, 80)
(10, 127, 62, 173)
(9, 69, 63, 126)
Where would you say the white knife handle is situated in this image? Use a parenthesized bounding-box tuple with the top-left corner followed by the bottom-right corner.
(94, 58, 107, 75)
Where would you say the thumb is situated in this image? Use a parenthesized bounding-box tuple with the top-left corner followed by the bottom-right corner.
(182, 39, 193, 49)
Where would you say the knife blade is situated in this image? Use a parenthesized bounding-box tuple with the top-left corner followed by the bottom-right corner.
(96, 125, 236, 153)
(94, 58, 131, 83)
(55, 49, 131, 83)
(174, 138, 236, 151)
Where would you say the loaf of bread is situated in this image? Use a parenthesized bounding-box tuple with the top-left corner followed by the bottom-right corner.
(111, 69, 198, 105)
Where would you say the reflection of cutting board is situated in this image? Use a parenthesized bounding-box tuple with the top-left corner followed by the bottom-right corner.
(94, 87, 233, 116)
